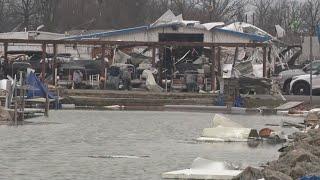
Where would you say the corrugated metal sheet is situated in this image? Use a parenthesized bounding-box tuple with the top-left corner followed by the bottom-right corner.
(0, 31, 64, 40)
(64, 24, 271, 43)
(99, 26, 255, 43)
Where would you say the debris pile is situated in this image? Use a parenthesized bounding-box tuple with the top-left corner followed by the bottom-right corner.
(233, 129, 320, 180)
(0, 106, 11, 121)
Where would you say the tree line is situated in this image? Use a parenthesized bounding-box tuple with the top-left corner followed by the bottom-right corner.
(0, 0, 319, 38)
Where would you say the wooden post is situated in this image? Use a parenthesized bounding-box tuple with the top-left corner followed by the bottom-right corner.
(217, 47, 222, 77)
(52, 44, 57, 86)
(21, 88, 25, 121)
(3, 42, 8, 76)
(14, 87, 17, 125)
(41, 43, 46, 82)
(152, 47, 156, 66)
(252, 13, 255, 25)
(211, 46, 216, 91)
(217, 46, 223, 93)
(231, 47, 239, 77)
(18, 71, 24, 122)
(56, 88, 60, 110)
(45, 88, 49, 117)
(158, 48, 164, 85)
(101, 44, 106, 89)
(263, 46, 267, 78)
(267, 47, 272, 78)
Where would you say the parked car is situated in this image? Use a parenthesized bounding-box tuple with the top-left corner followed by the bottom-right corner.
(276, 60, 320, 94)
(290, 69, 320, 95)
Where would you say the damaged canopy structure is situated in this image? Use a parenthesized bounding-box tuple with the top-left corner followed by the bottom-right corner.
(0, 10, 300, 96)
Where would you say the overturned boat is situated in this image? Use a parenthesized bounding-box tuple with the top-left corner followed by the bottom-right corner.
(197, 114, 258, 142)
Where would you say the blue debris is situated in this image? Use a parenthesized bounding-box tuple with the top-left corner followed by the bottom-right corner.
(234, 96, 244, 107)
(216, 94, 225, 106)
(300, 176, 320, 180)
(26, 72, 55, 99)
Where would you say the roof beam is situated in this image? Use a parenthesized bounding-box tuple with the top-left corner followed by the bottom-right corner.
(0, 39, 269, 48)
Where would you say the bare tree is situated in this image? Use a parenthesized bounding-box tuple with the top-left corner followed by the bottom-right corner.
(13, 0, 39, 30)
(0, 0, 318, 36)
(0, 0, 7, 32)
(301, 0, 320, 35)
(194, 0, 248, 23)
(37, 0, 61, 31)
(170, 0, 201, 17)
(253, 0, 274, 31)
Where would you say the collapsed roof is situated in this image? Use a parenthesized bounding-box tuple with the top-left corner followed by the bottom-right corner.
(63, 10, 272, 43)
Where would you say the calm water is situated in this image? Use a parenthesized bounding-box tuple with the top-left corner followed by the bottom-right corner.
(0, 110, 303, 180)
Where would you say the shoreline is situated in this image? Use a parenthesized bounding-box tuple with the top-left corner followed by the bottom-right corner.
(60, 89, 285, 109)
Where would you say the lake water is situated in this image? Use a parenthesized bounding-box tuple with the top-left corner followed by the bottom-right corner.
(0, 110, 303, 179)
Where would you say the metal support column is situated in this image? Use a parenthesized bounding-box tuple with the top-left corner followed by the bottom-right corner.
(152, 47, 156, 66)
(53, 44, 57, 86)
(211, 46, 216, 91)
(263, 46, 267, 78)
(41, 43, 47, 81)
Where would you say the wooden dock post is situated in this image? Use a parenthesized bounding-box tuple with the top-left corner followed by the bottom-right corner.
(101, 44, 106, 89)
(55, 88, 60, 110)
(14, 86, 18, 125)
(45, 87, 49, 117)
(21, 88, 25, 121)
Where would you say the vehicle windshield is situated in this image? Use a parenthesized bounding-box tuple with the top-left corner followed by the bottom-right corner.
(302, 61, 320, 73)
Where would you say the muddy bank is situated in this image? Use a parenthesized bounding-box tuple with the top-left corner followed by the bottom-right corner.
(234, 129, 320, 180)
(61, 89, 283, 108)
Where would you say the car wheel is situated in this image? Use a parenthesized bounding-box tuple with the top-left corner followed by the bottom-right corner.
(293, 82, 310, 95)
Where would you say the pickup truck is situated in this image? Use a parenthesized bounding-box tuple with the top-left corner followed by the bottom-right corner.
(276, 60, 320, 94)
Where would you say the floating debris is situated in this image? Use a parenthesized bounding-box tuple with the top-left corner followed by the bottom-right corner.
(162, 157, 242, 180)
(197, 114, 255, 142)
(88, 155, 150, 159)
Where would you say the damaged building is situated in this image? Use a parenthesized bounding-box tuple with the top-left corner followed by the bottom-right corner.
(62, 10, 279, 93)
(0, 10, 300, 96)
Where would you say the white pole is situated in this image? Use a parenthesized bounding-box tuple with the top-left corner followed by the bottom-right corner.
(310, 57, 313, 105)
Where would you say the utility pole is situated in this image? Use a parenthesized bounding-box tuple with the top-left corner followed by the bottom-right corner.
(309, 28, 314, 106)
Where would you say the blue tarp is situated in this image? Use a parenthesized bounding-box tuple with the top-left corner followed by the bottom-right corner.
(301, 176, 320, 180)
(26, 72, 55, 99)
(316, 24, 320, 43)
(234, 96, 245, 107)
